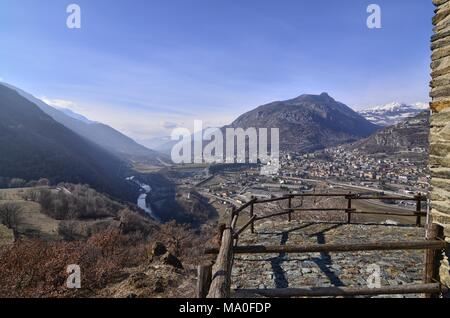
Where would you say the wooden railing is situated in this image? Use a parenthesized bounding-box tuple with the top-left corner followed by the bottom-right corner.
(197, 192, 449, 298)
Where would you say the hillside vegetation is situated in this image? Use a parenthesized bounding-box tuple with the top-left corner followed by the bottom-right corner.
(0, 184, 216, 298)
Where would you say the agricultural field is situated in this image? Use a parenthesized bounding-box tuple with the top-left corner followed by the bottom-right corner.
(0, 187, 60, 242)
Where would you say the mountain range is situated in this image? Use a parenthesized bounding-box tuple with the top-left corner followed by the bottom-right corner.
(0, 82, 427, 202)
(141, 136, 175, 155)
(2, 83, 167, 166)
(147, 93, 381, 155)
(228, 93, 380, 153)
(0, 83, 139, 201)
(358, 102, 429, 126)
(349, 111, 429, 155)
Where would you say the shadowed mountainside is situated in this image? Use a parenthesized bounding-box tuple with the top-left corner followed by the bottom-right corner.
(0, 84, 139, 202)
(2, 83, 168, 166)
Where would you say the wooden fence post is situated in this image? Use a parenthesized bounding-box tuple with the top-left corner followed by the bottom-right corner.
(207, 211, 238, 298)
(347, 193, 352, 224)
(424, 223, 444, 298)
(288, 196, 292, 222)
(231, 208, 238, 228)
(250, 201, 255, 234)
(197, 264, 213, 298)
(416, 194, 422, 227)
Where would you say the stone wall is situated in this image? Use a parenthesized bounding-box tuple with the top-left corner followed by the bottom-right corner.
(430, 0, 450, 290)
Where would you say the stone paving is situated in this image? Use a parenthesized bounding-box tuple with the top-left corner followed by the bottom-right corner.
(232, 220, 426, 298)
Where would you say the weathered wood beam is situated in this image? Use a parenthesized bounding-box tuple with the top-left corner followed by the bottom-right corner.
(255, 208, 349, 222)
(424, 223, 445, 298)
(253, 194, 426, 205)
(234, 215, 257, 239)
(352, 211, 427, 217)
(250, 202, 255, 234)
(197, 264, 212, 298)
(207, 207, 240, 298)
(238, 283, 444, 298)
(352, 196, 427, 201)
(234, 198, 258, 214)
(255, 196, 291, 204)
(205, 240, 447, 255)
(207, 226, 234, 298)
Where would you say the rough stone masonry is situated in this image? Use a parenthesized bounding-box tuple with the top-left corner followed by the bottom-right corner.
(430, 0, 450, 291)
(232, 220, 426, 298)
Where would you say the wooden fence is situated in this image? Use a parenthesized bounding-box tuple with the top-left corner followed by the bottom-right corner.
(197, 193, 449, 298)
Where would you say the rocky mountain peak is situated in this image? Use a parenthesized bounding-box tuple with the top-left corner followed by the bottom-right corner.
(230, 93, 380, 153)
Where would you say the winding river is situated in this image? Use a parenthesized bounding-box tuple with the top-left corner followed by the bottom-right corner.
(126, 176, 160, 222)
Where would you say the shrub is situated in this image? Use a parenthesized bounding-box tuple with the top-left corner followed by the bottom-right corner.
(0, 203, 22, 238)
(38, 184, 124, 220)
(9, 178, 26, 188)
(0, 230, 147, 298)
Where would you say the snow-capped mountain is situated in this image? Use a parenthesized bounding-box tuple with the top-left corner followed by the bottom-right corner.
(358, 102, 429, 126)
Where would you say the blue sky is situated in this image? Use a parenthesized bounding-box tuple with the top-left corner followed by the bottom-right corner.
(0, 0, 434, 140)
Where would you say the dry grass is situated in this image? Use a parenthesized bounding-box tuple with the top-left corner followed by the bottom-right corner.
(0, 186, 216, 298)
(132, 163, 164, 173)
(0, 188, 60, 240)
(0, 224, 14, 247)
(0, 222, 215, 298)
(0, 230, 148, 298)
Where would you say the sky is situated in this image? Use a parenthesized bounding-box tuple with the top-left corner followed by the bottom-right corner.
(0, 0, 434, 141)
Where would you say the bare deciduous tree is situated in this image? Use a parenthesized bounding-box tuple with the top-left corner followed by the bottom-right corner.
(0, 203, 22, 240)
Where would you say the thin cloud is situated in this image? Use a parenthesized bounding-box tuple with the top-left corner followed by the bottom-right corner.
(41, 96, 77, 109)
(161, 121, 179, 130)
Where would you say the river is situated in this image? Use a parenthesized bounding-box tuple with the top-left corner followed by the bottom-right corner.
(126, 176, 160, 222)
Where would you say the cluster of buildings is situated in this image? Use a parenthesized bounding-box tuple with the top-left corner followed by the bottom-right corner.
(279, 146, 429, 194)
(167, 143, 429, 210)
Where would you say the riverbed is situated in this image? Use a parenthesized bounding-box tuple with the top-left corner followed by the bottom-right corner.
(126, 176, 160, 222)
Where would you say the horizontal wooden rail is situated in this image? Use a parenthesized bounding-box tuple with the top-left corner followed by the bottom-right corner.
(252, 194, 427, 205)
(288, 193, 427, 200)
(238, 283, 444, 298)
(352, 211, 427, 217)
(351, 196, 427, 201)
(254, 208, 425, 222)
(255, 196, 292, 204)
(289, 193, 358, 198)
(255, 208, 349, 221)
(234, 198, 257, 214)
(234, 216, 257, 239)
(206, 240, 446, 255)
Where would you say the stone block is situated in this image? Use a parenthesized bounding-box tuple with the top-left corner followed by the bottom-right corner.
(432, 210, 450, 226)
(431, 167, 450, 179)
(433, 202, 450, 215)
(433, 0, 449, 7)
(429, 155, 450, 168)
(431, 85, 450, 99)
(431, 55, 450, 74)
(430, 73, 450, 89)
